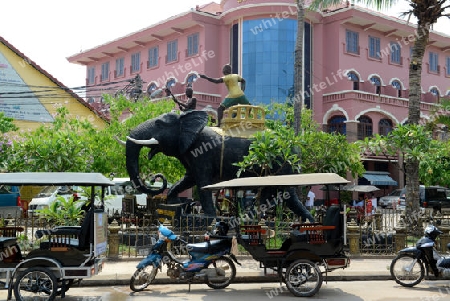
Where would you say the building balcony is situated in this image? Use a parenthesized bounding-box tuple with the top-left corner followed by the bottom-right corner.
(323, 90, 435, 112)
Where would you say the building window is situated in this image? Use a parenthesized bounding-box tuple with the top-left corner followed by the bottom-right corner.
(390, 42, 401, 64)
(345, 30, 359, 54)
(167, 40, 178, 63)
(166, 78, 176, 89)
(148, 46, 158, 68)
(87, 97, 95, 104)
(115, 57, 124, 77)
(347, 72, 360, 90)
(88, 67, 95, 85)
(101, 62, 109, 82)
(328, 115, 347, 135)
(187, 33, 199, 57)
(429, 52, 439, 73)
(358, 115, 373, 140)
(186, 73, 198, 86)
(379, 119, 393, 136)
(131, 52, 141, 73)
(446, 56, 450, 76)
(368, 36, 381, 59)
(392, 80, 402, 97)
(146, 82, 157, 95)
(430, 87, 439, 96)
(370, 76, 382, 94)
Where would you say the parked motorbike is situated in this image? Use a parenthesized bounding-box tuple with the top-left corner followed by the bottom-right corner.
(130, 222, 240, 292)
(390, 224, 450, 287)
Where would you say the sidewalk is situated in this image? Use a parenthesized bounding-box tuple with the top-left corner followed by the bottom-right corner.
(82, 255, 394, 286)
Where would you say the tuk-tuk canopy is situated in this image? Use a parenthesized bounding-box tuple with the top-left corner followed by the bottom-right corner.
(202, 173, 349, 190)
(0, 172, 114, 186)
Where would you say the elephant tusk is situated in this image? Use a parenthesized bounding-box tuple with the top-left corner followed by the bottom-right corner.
(127, 136, 160, 145)
(114, 136, 126, 146)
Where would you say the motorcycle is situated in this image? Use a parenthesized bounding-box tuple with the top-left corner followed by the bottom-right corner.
(130, 222, 240, 292)
(390, 224, 450, 287)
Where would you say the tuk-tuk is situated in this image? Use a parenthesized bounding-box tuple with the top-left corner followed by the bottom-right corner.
(0, 172, 113, 301)
(203, 173, 351, 297)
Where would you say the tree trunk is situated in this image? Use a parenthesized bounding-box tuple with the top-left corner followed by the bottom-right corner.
(294, 0, 304, 136)
(408, 23, 429, 124)
(404, 22, 430, 229)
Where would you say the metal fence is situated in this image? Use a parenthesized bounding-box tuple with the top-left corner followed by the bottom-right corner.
(5, 207, 450, 258)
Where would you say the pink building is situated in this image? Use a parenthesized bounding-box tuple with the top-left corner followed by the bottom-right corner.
(68, 0, 450, 189)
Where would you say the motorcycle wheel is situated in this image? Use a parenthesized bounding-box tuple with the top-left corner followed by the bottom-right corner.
(130, 265, 158, 292)
(206, 256, 236, 289)
(390, 254, 424, 287)
(285, 259, 322, 297)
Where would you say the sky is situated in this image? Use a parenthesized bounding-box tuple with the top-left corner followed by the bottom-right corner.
(1, 1, 449, 92)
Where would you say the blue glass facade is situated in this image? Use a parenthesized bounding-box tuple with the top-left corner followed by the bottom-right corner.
(242, 19, 297, 105)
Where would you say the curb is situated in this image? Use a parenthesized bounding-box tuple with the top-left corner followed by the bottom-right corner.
(81, 275, 394, 287)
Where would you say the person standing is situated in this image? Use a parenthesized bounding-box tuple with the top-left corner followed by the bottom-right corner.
(370, 192, 378, 213)
(305, 186, 315, 210)
(199, 64, 250, 126)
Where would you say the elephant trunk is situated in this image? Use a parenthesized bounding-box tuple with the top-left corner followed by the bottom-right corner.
(125, 140, 166, 196)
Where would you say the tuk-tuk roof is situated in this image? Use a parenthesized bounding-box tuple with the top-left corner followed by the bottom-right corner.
(0, 172, 114, 186)
(202, 173, 350, 190)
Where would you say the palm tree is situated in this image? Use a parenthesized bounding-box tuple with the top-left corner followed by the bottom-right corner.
(294, 0, 305, 136)
(309, 0, 449, 222)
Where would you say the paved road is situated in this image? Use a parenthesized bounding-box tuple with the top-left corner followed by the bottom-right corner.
(2, 280, 450, 301)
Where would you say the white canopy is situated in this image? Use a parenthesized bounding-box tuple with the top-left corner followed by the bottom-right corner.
(202, 173, 349, 190)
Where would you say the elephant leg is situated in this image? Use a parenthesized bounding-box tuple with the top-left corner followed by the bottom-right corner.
(197, 188, 216, 217)
(167, 175, 196, 204)
(285, 187, 315, 223)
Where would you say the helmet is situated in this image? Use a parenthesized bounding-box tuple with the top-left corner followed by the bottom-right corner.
(214, 221, 229, 236)
(424, 225, 443, 240)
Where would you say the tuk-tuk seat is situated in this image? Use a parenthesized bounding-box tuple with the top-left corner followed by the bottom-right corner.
(290, 205, 341, 244)
(36, 209, 95, 251)
(0, 226, 24, 237)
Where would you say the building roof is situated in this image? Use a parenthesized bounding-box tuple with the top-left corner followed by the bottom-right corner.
(0, 36, 109, 122)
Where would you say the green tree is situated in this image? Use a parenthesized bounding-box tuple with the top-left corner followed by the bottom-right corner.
(357, 124, 446, 226)
(37, 195, 85, 226)
(0, 112, 18, 133)
(236, 103, 364, 178)
(6, 107, 95, 172)
(0, 112, 18, 171)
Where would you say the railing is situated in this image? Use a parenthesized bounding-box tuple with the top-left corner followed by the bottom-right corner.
(7, 207, 450, 258)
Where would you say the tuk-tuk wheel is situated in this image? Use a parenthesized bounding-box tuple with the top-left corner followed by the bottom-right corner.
(285, 259, 323, 297)
(14, 266, 58, 301)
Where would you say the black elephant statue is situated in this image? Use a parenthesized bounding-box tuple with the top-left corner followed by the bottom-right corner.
(123, 110, 313, 221)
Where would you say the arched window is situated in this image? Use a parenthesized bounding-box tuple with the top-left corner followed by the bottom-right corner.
(430, 87, 439, 96)
(430, 87, 440, 102)
(370, 76, 381, 95)
(357, 115, 373, 139)
(186, 74, 198, 86)
(328, 115, 347, 135)
(347, 72, 359, 90)
(146, 82, 157, 95)
(392, 80, 402, 98)
(379, 119, 393, 136)
(87, 97, 95, 104)
(166, 78, 176, 88)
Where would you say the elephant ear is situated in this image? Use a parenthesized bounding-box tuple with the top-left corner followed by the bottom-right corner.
(179, 110, 209, 154)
